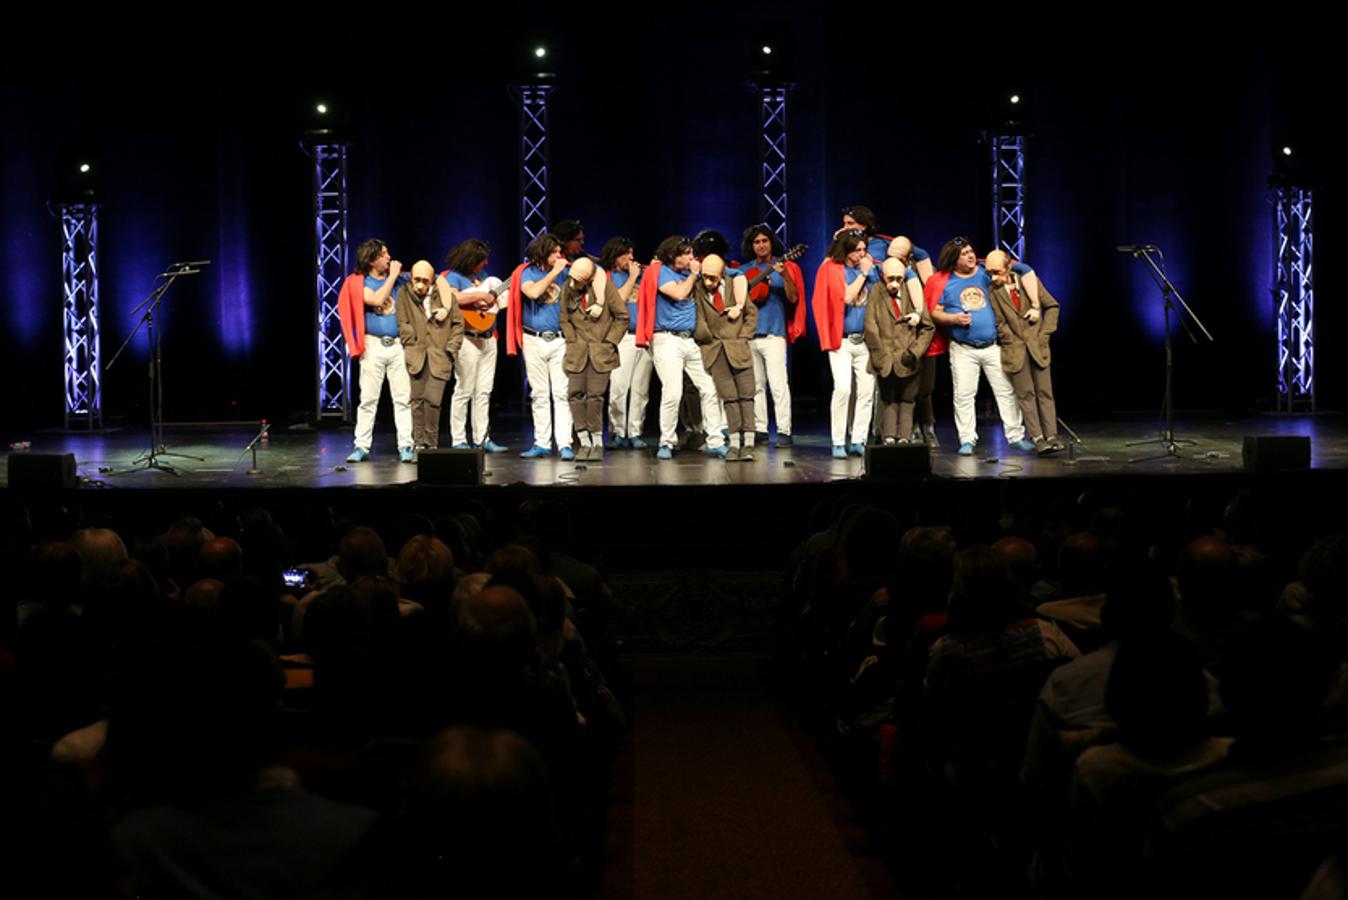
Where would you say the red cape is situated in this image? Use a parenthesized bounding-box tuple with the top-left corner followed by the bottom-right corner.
(923, 270, 951, 357)
(783, 260, 808, 344)
(337, 273, 366, 358)
(810, 259, 847, 351)
(505, 262, 528, 356)
(636, 261, 663, 348)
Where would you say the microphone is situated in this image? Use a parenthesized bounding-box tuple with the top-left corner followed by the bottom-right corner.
(1116, 245, 1158, 253)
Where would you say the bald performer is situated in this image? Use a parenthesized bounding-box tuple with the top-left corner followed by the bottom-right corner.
(560, 257, 629, 461)
(986, 249, 1062, 454)
(397, 260, 466, 453)
(864, 256, 934, 444)
(693, 255, 759, 461)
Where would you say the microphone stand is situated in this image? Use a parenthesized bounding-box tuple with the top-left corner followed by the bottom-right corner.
(244, 420, 269, 475)
(1119, 246, 1213, 462)
(105, 260, 211, 476)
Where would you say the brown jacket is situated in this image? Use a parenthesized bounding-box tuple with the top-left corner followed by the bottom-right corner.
(990, 274, 1059, 372)
(397, 283, 465, 380)
(693, 281, 758, 371)
(560, 279, 628, 373)
(863, 278, 934, 378)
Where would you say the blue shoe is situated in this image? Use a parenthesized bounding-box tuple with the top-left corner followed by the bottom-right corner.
(849, 442, 865, 456)
(706, 445, 728, 459)
(755, 431, 769, 444)
(520, 445, 553, 459)
(630, 436, 649, 449)
(832, 445, 847, 459)
(958, 443, 976, 456)
(656, 445, 673, 460)
(1011, 439, 1037, 452)
(399, 447, 415, 463)
(776, 434, 793, 447)
(451, 442, 471, 450)
(346, 447, 369, 463)
(560, 447, 576, 461)
(482, 439, 508, 453)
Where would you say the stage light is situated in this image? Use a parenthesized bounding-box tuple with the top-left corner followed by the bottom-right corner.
(316, 103, 328, 115)
(762, 45, 772, 55)
(78, 163, 91, 174)
(1009, 94, 1021, 104)
(1282, 146, 1293, 157)
(534, 46, 547, 59)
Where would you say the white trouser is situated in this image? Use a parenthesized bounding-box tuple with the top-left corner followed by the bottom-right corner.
(828, 339, 875, 446)
(652, 332, 724, 449)
(353, 337, 413, 451)
(750, 334, 791, 435)
(523, 333, 572, 449)
(609, 332, 654, 439)
(450, 334, 497, 445)
(948, 340, 1025, 446)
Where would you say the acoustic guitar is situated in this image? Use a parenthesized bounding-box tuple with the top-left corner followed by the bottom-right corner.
(743, 244, 807, 303)
(459, 278, 511, 335)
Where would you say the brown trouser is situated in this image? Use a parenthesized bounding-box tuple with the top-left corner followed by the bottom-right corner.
(409, 367, 448, 448)
(1009, 361, 1057, 440)
(876, 371, 920, 441)
(707, 352, 755, 434)
(914, 354, 938, 430)
(568, 361, 610, 435)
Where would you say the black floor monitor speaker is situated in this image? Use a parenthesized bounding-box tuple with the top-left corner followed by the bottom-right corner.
(417, 447, 484, 484)
(864, 443, 931, 478)
(1242, 435, 1310, 473)
(7, 452, 78, 490)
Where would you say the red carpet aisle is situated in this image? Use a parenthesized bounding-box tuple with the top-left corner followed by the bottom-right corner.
(602, 657, 899, 899)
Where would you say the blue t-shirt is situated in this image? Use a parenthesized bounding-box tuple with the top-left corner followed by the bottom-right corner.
(520, 264, 566, 332)
(655, 265, 695, 332)
(753, 265, 788, 337)
(444, 271, 475, 291)
(940, 262, 1031, 345)
(842, 264, 880, 335)
(610, 269, 641, 334)
(364, 273, 408, 337)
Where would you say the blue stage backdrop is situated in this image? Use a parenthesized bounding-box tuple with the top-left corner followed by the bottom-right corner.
(0, 7, 1335, 431)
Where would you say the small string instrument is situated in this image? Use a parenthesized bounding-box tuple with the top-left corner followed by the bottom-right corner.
(744, 244, 807, 303)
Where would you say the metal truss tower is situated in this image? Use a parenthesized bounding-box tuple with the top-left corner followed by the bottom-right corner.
(311, 141, 352, 422)
(513, 84, 554, 256)
(757, 84, 791, 245)
(1274, 184, 1314, 412)
(61, 203, 102, 429)
(990, 134, 1026, 260)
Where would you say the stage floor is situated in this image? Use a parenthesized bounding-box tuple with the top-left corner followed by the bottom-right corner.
(2, 413, 1338, 490)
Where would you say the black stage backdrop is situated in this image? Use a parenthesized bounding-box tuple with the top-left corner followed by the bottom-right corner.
(1, 4, 1338, 432)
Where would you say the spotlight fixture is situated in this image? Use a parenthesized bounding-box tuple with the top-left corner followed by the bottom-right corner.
(316, 103, 329, 115)
(1009, 94, 1020, 104)
(1282, 146, 1293, 157)
(534, 46, 547, 59)
(762, 45, 772, 55)
(79, 163, 91, 174)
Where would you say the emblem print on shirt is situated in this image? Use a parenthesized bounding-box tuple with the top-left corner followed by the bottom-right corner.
(959, 287, 987, 311)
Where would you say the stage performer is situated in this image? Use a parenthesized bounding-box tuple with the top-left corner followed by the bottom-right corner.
(985, 250, 1063, 455)
(508, 233, 575, 460)
(635, 235, 727, 460)
(337, 238, 414, 463)
(741, 224, 806, 448)
(599, 237, 652, 449)
(864, 257, 935, 444)
(559, 257, 628, 462)
(812, 230, 880, 459)
(925, 238, 1040, 456)
(840, 205, 934, 281)
(442, 238, 509, 453)
(693, 254, 759, 461)
(552, 218, 609, 295)
(396, 260, 465, 453)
